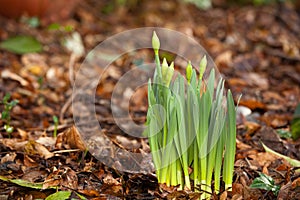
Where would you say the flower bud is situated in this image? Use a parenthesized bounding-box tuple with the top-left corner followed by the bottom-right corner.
(165, 62, 174, 87)
(162, 58, 168, 79)
(199, 55, 207, 80)
(186, 61, 192, 83)
(152, 31, 160, 55)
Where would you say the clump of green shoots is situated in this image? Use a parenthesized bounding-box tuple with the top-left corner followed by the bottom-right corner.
(145, 32, 237, 199)
(1, 93, 19, 136)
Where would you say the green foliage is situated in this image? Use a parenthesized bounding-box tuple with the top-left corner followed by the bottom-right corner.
(1, 93, 18, 134)
(101, 0, 139, 14)
(47, 23, 74, 32)
(276, 129, 292, 139)
(22, 16, 40, 28)
(291, 103, 300, 140)
(250, 173, 280, 196)
(146, 32, 237, 199)
(0, 175, 43, 189)
(45, 191, 71, 200)
(74, 192, 87, 200)
(53, 115, 59, 138)
(183, 0, 212, 9)
(0, 36, 42, 54)
(252, 0, 285, 5)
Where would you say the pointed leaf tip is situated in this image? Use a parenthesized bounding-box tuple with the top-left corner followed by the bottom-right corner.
(152, 31, 160, 54)
(199, 55, 207, 80)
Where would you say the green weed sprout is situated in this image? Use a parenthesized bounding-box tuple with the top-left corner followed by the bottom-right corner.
(1, 93, 18, 136)
(52, 115, 59, 138)
(145, 32, 237, 199)
(250, 173, 280, 196)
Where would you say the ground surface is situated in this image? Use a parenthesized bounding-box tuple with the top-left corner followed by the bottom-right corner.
(0, 0, 300, 199)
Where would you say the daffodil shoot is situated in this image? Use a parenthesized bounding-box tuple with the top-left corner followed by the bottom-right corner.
(145, 31, 237, 199)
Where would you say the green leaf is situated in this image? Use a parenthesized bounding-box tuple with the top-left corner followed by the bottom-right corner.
(1, 110, 9, 120)
(276, 129, 292, 139)
(25, 17, 40, 28)
(47, 23, 61, 31)
(53, 115, 59, 124)
(291, 103, 300, 140)
(46, 191, 72, 200)
(75, 192, 87, 200)
(0, 36, 42, 54)
(10, 179, 43, 189)
(2, 93, 11, 103)
(0, 176, 43, 189)
(250, 173, 280, 196)
(262, 142, 300, 169)
(8, 99, 19, 107)
(223, 90, 236, 191)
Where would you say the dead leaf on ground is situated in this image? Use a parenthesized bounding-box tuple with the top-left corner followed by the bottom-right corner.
(56, 125, 86, 151)
(24, 140, 54, 159)
(0, 152, 17, 163)
(43, 167, 78, 190)
(239, 99, 266, 110)
(248, 152, 283, 168)
(36, 136, 56, 148)
(23, 155, 39, 167)
(0, 138, 27, 151)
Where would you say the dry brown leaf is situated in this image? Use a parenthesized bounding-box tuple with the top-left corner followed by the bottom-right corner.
(77, 189, 100, 197)
(60, 167, 78, 190)
(292, 177, 300, 189)
(228, 78, 248, 87)
(219, 190, 227, 200)
(278, 181, 292, 200)
(23, 155, 38, 167)
(42, 167, 60, 189)
(215, 50, 233, 68)
(0, 138, 27, 151)
(242, 72, 269, 90)
(259, 114, 290, 128)
(248, 152, 280, 167)
(56, 125, 86, 151)
(0, 152, 16, 163)
(101, 173, 122, 195)
(22, 169, 47, 182)
(115, 135, 140, 150)
(17, 128, 28, 140)
(43, 167, 78, 190)
(1, 69, 29, 86)
(236, 139, 258, 159)
(25, 140, 54, 159)
(239, 99, 266, 110)
(36, 136, 56, 148)
(21, 53, 48, 76)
